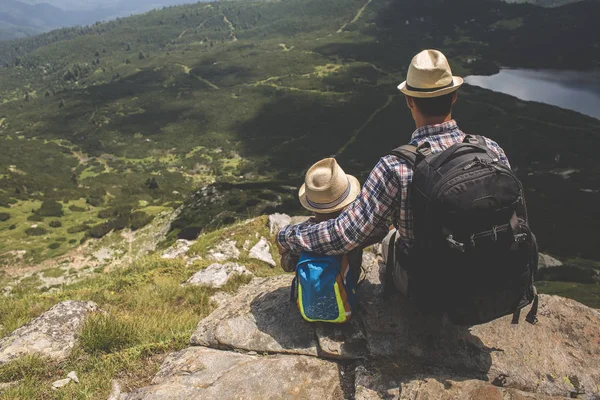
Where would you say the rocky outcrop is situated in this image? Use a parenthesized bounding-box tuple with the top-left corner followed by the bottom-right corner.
(190, 275, 320, 356)
(161, 239, 195, 260)
(538, 253, 563, 268)
(268, 213, 291, 236)
(248, 236, 276, 267)
(122, 347, 345, 400)
(207, 239, 240, 262)
(124, 241, 600, 400)
(0, 301, 97, 365)
(184, 262, 253, 288)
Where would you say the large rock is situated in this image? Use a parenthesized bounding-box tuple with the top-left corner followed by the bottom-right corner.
(207, 239, 240, 262)
(184, 262, 253, 288)
(356, 256, 600, 399)
(190, 275, 319, 356)
(268, 213, 291, 236)
(0, 300, 98, 365)
(121, 346, 345, 400)
(248, 236, 276, 267)
(190, 274, 368, 359)
(190, 248, 600, 399)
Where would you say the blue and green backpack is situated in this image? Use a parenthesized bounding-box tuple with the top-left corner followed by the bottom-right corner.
(290, 252, 358, 323)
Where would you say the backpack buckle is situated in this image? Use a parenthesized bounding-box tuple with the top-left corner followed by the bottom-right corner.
(446, 235, 465, 252)
(514, 233, 528, 243)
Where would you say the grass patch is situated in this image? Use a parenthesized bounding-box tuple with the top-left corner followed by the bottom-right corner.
(79, 313, 140, 354)
(537, 281, 600, 309)
(40, 267, 65, 278)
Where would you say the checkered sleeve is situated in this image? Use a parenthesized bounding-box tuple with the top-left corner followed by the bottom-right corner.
(483, 137, 511, 168)
(277, 158, 400, 255)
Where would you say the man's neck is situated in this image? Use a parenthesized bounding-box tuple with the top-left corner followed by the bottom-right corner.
(414, 114, 453, 130)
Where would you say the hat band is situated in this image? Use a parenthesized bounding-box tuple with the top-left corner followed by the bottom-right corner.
(406, 80, 454, 93)
(306, 178, 352, 210)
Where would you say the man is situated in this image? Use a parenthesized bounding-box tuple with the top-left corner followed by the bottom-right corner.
(277, 49, 511, 295)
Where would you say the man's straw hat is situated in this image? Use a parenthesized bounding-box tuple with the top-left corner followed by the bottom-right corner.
(299, 158, 361, 213)
(398, 49, 463, 98)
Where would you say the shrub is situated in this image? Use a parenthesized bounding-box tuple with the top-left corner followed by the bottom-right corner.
(67, 224, 89, 234)
(130, 211, 153, 231)
(111, 216, 129, 230)
(86, 197, 104, 207)
(68, 239, 77, 244)
(48, 243, 61, 250)
(79, 313, 139, 354)
(25, 227, 47, 236)
(0, 212, 10, 222)
(69, 205, 86, 212)
(27, 214, 44, 222)
(87, 221, 113, 238)
(49, 220, 62, 228)
(9, 224, 16, 230)
(36, 200, 63, 217)
(98, 206, 131, 220)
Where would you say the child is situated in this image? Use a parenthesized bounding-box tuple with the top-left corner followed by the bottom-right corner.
(279, 158, 363, 281)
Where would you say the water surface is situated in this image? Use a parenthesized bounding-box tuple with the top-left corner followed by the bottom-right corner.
(465, 69, 600, 120)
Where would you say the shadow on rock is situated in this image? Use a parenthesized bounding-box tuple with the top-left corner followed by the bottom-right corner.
(356, 257, 494, 380)
(249, 285, 318, 352)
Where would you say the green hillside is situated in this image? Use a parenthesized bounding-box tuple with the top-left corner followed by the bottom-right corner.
(0, 0, 599, 266)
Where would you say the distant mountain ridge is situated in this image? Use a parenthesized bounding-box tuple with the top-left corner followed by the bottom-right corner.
(0, 0, 202, 41)
(0, 0, 66, 40)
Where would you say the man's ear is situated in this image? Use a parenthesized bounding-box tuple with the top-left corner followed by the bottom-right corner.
(451, 91, 458, 105)
(405, 95, 414, 110)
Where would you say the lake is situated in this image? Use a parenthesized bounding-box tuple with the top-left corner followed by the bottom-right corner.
(465, 69, 600, 120)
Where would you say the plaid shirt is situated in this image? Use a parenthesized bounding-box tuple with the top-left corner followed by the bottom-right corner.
(277, 120, 510, 255)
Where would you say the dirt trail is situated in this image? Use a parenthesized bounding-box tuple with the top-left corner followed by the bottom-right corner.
(337, 0, 374, 33)
(223, 15, 237, 41)
(335, 94, 395, 156)
(174, 63, 220, 90)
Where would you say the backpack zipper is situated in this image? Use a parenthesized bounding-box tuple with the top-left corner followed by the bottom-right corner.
(431, 162, 514, 199)
(463, 157, 500, 171)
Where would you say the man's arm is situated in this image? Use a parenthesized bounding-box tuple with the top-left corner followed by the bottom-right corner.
(277, 157, 404, 255)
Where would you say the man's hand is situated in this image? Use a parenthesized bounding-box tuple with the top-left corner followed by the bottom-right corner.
(276, 234, 288, 255)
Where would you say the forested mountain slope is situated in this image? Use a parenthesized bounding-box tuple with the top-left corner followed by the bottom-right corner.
(0, 0, 599, 267)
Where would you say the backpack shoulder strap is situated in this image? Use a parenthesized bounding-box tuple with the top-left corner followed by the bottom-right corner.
(464, 134, 488, 148)
(389, 144, 418, 168)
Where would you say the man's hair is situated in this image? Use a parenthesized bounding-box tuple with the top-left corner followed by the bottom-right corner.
(410, 92, 454, 117)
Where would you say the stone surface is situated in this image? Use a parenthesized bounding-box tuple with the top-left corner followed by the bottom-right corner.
(184, 262, 253, 288)
(108, 380, 122, 400)
(122, 346, 344, 400)
(190, 274, 367, 359)
(161, 239, 195, 260)
(51, 378, 72, 390)
(539, 253, 563, 268)
(290, 216, 311, 225)
(354, 365, 566, 400)
(190, 275, 319, 356)
(0, 300, 98, 365)
(248, 236, 276, 267)
(0, 381, 20, 392)
(207, 239, 240, 262)
(268, 213, 291, 236)
(356, 256, 600, 399)
(67, 371, 79, 383)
